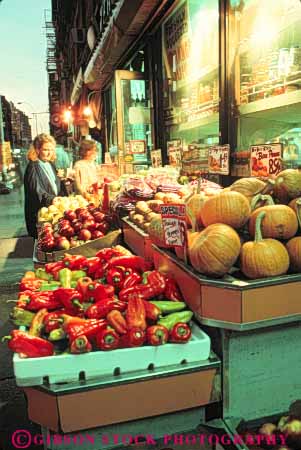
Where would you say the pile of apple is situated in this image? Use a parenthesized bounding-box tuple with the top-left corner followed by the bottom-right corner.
(38, 195, 89, 224)
(38, 204, 111, 252)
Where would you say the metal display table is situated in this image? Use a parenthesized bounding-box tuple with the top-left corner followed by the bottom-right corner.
(152, 246, 301, 449)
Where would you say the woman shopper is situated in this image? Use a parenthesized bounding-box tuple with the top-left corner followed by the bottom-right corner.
(73, 139, 99, 199)
(24, 133, 64, 239)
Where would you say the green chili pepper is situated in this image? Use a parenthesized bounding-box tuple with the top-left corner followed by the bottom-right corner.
(59, 268, 72, 289)
(39, 281, 61, 291)
(35, 268, 53, 282)
(157, 311, 193, 331)
(71, 270, 87, 281)
(48, 328, 66, 341)
(9, 307, 35, 327)
(70, 280, 78, 289)
(149, 301, 186, 314)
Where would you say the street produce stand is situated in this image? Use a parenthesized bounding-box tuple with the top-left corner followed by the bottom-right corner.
(6, 166, 301, 450)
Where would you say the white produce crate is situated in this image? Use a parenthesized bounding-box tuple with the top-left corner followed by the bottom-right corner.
(13, 323, 210, 387)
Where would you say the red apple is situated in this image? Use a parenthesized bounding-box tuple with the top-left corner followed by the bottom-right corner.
(75, 207, 86, 216)
(72, 220, 83, 233)
(87, 203, 96, 212)
(40, 238, 55, 252)
(91, 230, 104, 240)
(78, 229, 91, 241)
(78, 211, 93, 222)
(93, 211, 106, 223)
(55, 236, 71, 250)
(82, 219, 97, 231)
(70, 237, 79, 248)
(96, 221, 110, 234)
(60, 226, 75, 238)
(64, 210, 77, 221)
(42, 223, 53, 230)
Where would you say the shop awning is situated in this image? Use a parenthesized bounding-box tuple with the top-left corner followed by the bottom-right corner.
(84, 0, 166, 90)
(70, 67, 84, 106)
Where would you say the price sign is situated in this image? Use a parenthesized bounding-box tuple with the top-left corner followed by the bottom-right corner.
(151, 149, 162, 168)
(160, 204, 187, 248)
(250, 143, 282, 177)
(208, 145, 230, 174)
(129, 140, 146, 154)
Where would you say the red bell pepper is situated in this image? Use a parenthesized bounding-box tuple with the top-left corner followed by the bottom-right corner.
(119, 284, 156, 302)
(19, 278, 44, 292)
(4, 330, 54, 358)
(96, 328, 120, 350)
(106, 256, 152, 273)
(19, 291, 62, 312)
(62, 254, 87, 270)
(107, 310, 127, 335)
(43, 311, 65, 333)
(120, 328, 146, 348)
(146, 271, 166, 296)
(164, 276, 183, 302)
(76, 277, 93, 300)
(60, 315, 107, 342)
(123, 271, 142, 289)
(106, 267, 125, 290)
(147, 325, 169, 346)
(54, 288, 83, 311)
(70, 335, 92, 354)
(45, 261, 64, 280)
(96, 248, 122, 263)
(93, 283, 115, 302)
(169, 322, 192, 343)
(85, 298, 127, 319)
(83, 257, 101, 277)
(143, 300, 161, 322)
(126, 294, 147, 331)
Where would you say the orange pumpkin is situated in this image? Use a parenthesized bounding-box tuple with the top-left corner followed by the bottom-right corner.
(185, 189, 208, 231)
(200, 191, 251, 230)
(250, 194, 274, 211)
(286, 199, 301, 272)
(249, 205, 298, 240)
(273, 169, 301, 204)
(241, 211, 290, 279)
(175, 230, 199, 261)
(189, 224, 241, 277)
(289, 197, 301, 215)
(229, 178, 267, 202)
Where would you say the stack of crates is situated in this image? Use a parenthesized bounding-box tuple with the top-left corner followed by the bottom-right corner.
(0, 142, 12, 171)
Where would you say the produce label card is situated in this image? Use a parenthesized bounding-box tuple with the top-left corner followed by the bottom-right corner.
(160, 204, 187, 248)
(208, 144, 230, 174)
(151, 149, 162, 167)
(250, 143, 282, 177)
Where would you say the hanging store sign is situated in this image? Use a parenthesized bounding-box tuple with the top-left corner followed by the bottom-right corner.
(163, 2, 190, 81)
(160, 204, 187, 248)
(99, 0, 119, 35)
(151, 149, 162, 168)
(208, 144, 230, 175)
(250, 143, 282, 177)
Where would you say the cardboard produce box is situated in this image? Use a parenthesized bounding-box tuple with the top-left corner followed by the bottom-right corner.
(36, 230, 122, 262)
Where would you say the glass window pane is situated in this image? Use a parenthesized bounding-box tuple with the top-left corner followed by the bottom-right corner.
(162, 0, 220, 154)
(229, 0, 301, 168)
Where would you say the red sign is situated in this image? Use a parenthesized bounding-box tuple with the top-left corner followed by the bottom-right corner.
(160, 204, 187, 248)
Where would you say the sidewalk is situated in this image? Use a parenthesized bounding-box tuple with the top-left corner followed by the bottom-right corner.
(0, 235, 43, 450)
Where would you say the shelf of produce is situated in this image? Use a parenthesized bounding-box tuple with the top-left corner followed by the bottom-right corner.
(23, 355, 220, 432)
(239, 90, 301, 123)
(36, 230, 121, 262)
(122, 217, 153, 261)
(152, 246, 301, 330)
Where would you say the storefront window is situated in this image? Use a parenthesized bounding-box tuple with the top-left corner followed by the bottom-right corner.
(229, 0, 301, 168)
(162, 0, 220, 153)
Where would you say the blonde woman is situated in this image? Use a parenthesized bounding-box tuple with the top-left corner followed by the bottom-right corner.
(24, 133, 63, 238)
(73, 139, 99, 199)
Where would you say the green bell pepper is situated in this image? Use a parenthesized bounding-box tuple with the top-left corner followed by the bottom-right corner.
(157, 311, 193, 331)
(39, 281, 61, 291)
(58, 268, 72, 288)
(35, 268, 53, 282)
(71, 270, 87, 281)
(149, 301, 186, 314)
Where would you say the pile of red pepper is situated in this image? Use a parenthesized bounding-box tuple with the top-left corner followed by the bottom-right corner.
(4, 246, 194, 358)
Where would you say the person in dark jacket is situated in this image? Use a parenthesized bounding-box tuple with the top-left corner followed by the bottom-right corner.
(24, 133, 63, 239)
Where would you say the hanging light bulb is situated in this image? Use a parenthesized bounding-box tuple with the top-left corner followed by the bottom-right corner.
(83, 106, 92, 117)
